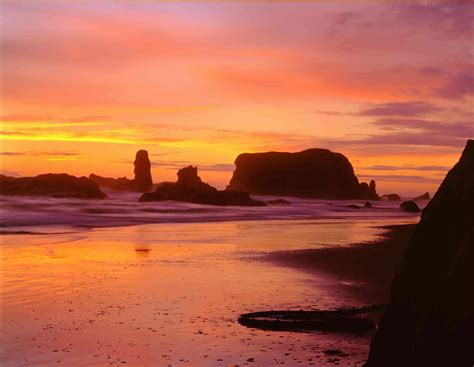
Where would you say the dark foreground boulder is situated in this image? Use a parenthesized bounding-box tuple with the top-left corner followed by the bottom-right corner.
(365, 140, 474, 366)
(140, 166, 265, 206)
(227, 149, 379, 200)
(399, 200, 421, 213)
(238, 304, 385, 333)
(414, 192, 430, 201)
(0, 173, 106, 199)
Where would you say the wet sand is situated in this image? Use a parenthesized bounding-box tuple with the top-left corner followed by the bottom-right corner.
(263, 224, 416, 304)
(1, 219, 416, 366)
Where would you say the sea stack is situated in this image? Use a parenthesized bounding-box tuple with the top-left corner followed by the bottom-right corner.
(140, 166, 265, 206)
(227, 149, 379, 200)
(365, 140, 474, 366)
(132, 150, 153, 192)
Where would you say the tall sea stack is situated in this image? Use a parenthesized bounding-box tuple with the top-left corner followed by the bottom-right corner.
(365, 140, 474, 366)
(133, 150, 153, 192)
(227, 149, 379, 200)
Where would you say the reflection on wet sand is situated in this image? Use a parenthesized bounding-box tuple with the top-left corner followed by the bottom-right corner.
(2, 218, 416, 366)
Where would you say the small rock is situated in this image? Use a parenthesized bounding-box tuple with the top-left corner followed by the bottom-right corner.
(400, 200, 421, 213)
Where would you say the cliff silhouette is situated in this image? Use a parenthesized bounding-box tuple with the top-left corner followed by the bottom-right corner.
(366, 140, 474, 366)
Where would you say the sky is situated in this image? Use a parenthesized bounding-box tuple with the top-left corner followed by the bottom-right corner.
(1, 1, 473, 196)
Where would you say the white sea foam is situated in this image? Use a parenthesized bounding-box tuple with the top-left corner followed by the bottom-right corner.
(0, 190, 426, 231)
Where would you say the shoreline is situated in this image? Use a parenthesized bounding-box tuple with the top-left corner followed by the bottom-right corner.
(2, 220, 417, 366)
(262, 224, 416, 305)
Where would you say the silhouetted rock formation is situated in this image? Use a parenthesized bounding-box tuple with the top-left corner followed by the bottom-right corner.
(89, 174, 132, 191)
(89, 150, 153, 192)
(399, 200, 421, 213)
(132, 150, 153, 192)
(0, 174, 106, 199)
(364, 201, 373, 208)
(194, 189, 266, 206)
(227, 149, 379, 200)
(365, 140, 474, 366)
(139, 166, 265, 206)
(381, 193, 401, 201)
(414, 192, 430, 201)
(267, 199, 291, 205)
(347, 204, 361, 209)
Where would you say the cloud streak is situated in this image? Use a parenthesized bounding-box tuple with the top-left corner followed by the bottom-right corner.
(358, 101, 441, 117)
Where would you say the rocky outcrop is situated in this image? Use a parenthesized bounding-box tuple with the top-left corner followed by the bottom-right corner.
(89, 174, 132, 191)
(194, 189, 266, 206)
(365, 140, 474, 366)
(414, 192, 430, 201)
(140, 166, 265, 206)
(0, 173, 106, 199)
(399, 200, 421, 213)
(400, 200, 421, 213)
(227, 149, 379, 200)
(132, 150, 153, 192)
(381, 193, 401, 201)
(89, 150, 153, 192)
(267, 199, 291, 205)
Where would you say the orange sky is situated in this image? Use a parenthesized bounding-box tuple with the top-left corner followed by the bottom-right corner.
(1, 2, 473, 195)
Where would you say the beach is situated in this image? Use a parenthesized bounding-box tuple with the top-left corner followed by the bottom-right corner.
(1, 209, 418, 367)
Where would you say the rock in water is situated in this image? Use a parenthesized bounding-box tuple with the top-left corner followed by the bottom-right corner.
(132, 150, 153, 192)
(139, 166, 265, 206)
(89, 174, 132, 191)
(0, 173, 106, 199)
(381, 193, 401, 201)
(266, 199, 291, 205)
(365, 140, 474, 366)
(176, 165, 203, 187)
(414, 192, 430, 201)
(227, 149, 379, 200)
(399, 200, 421, 213)
(194, 189, 266, 206)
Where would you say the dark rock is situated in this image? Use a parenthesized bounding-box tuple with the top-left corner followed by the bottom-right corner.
(323, 349, 347, 357)
(369, 180, 377, 198)
(381, 193, 401, 201)
(194, 190, 265, 206)
(132, 150, 153, 192)
(139, 166, 265, 206)
(364, 201, 373, 208)
(266, 198, 291, 205)
(347, 204, 361, 209)
(365, 140, 474, 366)
(238, 305, 383, 333)
(399, 200, 421, 213)
(414, 192, 430, 201)
(227, 149, 379, 200)
(89, 150, 153, 192)
(0, 173, 106, 199)
(89, 174, 132, 191)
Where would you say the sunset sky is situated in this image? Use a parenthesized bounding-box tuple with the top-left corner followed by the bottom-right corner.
(1, 1, 473, 195)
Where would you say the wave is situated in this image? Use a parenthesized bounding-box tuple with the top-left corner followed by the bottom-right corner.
(0, 190, 425, 230)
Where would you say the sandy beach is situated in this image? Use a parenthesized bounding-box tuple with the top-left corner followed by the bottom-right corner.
(263, 224, 416, 304)
(1, 218, 416, 366)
